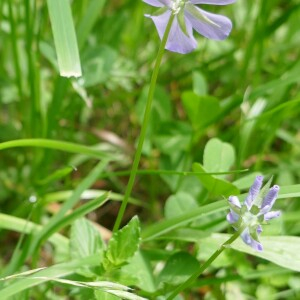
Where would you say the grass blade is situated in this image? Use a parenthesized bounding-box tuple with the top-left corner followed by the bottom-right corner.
(141, 200, 227, 241)
(0, 139, 116, 160)
(0, 255, 99, 298)
(47, 0, 82, 77)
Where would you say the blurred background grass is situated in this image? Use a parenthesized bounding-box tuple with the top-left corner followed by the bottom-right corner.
(0, 0, 300, 298)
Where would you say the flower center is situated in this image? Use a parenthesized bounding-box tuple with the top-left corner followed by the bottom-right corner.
(242, 211, 258, 227)
(171, 0, 186, 14)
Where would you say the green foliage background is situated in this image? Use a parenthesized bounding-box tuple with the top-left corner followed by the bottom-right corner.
(0, 0, 300, 299)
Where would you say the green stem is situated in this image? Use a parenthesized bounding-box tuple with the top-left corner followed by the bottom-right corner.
(7, 1, 23, 102)
(166, 226, 246, 300)
(25, 0, 40, 137)
(113, 14, 175, 232)
(98, 169, 247, 178)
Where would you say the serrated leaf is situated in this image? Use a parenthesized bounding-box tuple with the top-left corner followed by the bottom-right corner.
(104, 216, 141, 269)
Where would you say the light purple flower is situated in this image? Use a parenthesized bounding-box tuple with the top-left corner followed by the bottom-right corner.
(143, 0, 236, 54)
(244, 175, 263, 209)
(227, 176, 281, 251)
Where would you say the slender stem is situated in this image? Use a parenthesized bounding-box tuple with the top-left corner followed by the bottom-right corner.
(166, 226, 246, 300)
(113, 14, 175, 232)
(25, 0, 40, 137)
(7, 1, 23, 102)
(98, 169, 247, 178)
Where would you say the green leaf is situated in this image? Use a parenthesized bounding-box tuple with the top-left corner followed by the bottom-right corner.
(81, 46, 118, 87)
(0, 138, 117, 160)
(193, 163, 239, 197)
(99, 290, 147, 300)
(136, 85, 172, 137)
(154, 121, 192, 155)
(0, 213, 68, 251)
(37, 166, 74, 185)
(0, 255, 100, 298)
(104, 216, 141, 268)
(181, 91, 221, 131)
(277, 184, 300, 199)
(120, 251, 157, 293)
(233, 173, 262, 190)
(77, 0, 107, 49)
(142, 200, 227, 241)
(0, 265, 142, 300)
(69, 219, 105, 277)
(237, 99, 267, 166)
(203, 138, 235, 176)
(192, 71, 208, 96)
(157, 252, 199, 287)
(95, 291, 120, 300)
(43, 189, 141, 206)
(34, 161, 109, 245)
(164, 192, 198, 219)
(249, 72, 300, 100)
(70, 218, 105, 261)
(47, 0, 82, 77)
(193, 138, 238, 196)
(38, 193, 109, 249)
(199, 234, 300, 272)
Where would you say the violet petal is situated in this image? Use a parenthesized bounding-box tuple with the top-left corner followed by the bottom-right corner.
(250, 238, 263, 251)
(264, 210, 281, 221)
(245, 175, 264, 209)
(227, 210, 239, 224)
(185, 6, 232, 40)
(241, 228, 263, 251)
(229, 195, 241, 208)
(261, 185, 280, 211)
(147, 11, 198, 54)
(241, 228, 252, 245)
(257, 225, 263, 234)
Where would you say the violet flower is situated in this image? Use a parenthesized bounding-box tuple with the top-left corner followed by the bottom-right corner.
(143, 0, 236, 54)
(227, 176, 281, 251)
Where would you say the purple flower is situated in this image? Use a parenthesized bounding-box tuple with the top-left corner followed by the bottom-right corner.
(227, 176, 281, 251)
(143, 0, 236, 54)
